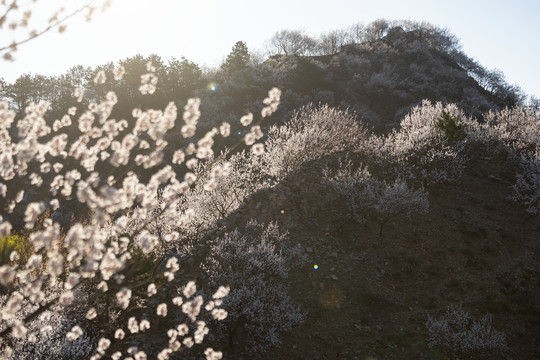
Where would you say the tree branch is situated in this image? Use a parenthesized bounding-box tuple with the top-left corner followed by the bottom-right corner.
(0, 0, 98, 54)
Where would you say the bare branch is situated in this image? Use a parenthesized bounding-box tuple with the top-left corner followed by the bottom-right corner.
(0, 0, 103, 58)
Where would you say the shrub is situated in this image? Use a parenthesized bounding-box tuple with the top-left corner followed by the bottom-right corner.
(511, 151, 540, 214)
(482, 107, 540, 153)
(263, 104, 367, 180)
(201, 220, 305, 353)
(166, 151, 269, 246)
(426, 306, 507, 356)
(322, 158, 429, 235)
(374, 101, 469, 185)
(461, 106, 540, 213)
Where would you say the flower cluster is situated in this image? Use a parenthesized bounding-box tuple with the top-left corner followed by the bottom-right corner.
(261, 87, 281, 118)
(263, 104, 367, 180)
(139, 61, 159, 95)
(201, 220, 305, 353)
(0, 55, 281, 357)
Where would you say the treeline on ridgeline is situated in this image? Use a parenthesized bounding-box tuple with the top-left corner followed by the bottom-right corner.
(1, 18, 540, 360)
(0, 19, 529, 230)
(0, 19, 527, 131)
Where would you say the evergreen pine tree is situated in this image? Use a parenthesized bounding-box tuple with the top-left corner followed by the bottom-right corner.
(221, 41, 250, 73)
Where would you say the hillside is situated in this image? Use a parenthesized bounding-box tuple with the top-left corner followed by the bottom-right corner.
(266, 27, 518, 131)
(221, 152, 540, 359)
(1, 24, 526, 231)
(0, 20, 539, 360)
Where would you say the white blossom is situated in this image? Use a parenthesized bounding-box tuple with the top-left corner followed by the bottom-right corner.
(114, 328, 125, 339)
(86, 307, 97, 320)
(113, 65, 126, 80)
(116, 288, 132, 309)
(128, 317, 139, 333)
(66, 325, 83, 341)
(157, 303, 167, 317)
(93, 70, 107, 85)
(204, 348, 223, 360)
(140, 319, 151, 331)
(240, 112, 253, 126)
(183, 281, 196, 298)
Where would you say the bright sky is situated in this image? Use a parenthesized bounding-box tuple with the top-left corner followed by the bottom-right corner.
(1, 0, 539, 98)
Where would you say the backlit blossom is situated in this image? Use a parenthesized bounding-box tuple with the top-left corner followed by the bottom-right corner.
(172, 150, 185, 164)
(211, 308, 228, 321)
(244, 132, 256, 146)
(0, 221, 12, 237)
(86, 307, 97, 320)
(136, 230, 158, 254)
(212, 286, 230, 299)
(183, 281, 196, 298)
(93, 70, 107, 85)
(172, 296, 183, 306)
(166, 257, 179, 272)
(140, 319, 151, 331)
(183, 337, 194, 348)
(261, 87, 281, 118)
(113, 65, 126, 80)
(250, 125, 263, 139)
(66, 326, 83, 340)
(158, 348, 173, 360)
(157, 303, 167, 317)
(74, 87, 84, 102)
(97, 281, 108, 292)
(116, 288, 132, 309)
(204, 348, 223, 360)
(177, 323, 189, 336)
(252, 143, 264, 155)
(128, 317, 139, 333)
(65, 273, 80, 289)
(194, 321, 209, 343)
(183, 98, 201, 125)
(135, 351, 147, 360)
(182, 295, 203, 322)
(147, 283, 157, 297)
(97, 338, 111, 353)
(24, 202, 45, 228)
(0, 65, 283, 358)
(219, 122, 230, 137)
(240, 112, 253, 126)
(186, 158, 198, 169)
(12, 322, 27, 339)
(114, 328, 125, 339)
(59, 291, 74, 306)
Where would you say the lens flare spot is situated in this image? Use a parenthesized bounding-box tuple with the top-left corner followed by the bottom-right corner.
(313, 264, 319, 270)
(207, 82, 217, 92)
(281, 210, 285, 214)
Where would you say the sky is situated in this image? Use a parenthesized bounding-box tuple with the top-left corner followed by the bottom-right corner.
(1, 0, 539, 98)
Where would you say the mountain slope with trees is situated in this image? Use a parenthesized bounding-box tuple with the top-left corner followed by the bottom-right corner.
(0, 18, 538, 360)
